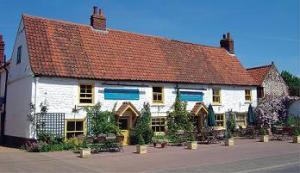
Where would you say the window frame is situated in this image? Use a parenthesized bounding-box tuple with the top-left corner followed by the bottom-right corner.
(245, 89, 252, 102)
(215, 113, 225, 129)
(152, 86, 164, 104)
(78, 83, 94, 105)
(65, 118, 87, 139)
(16, 45, 22, 64)
(236, 113, 247, 128)
(151, 117, 166, 132)
(212, 88, 221, 105)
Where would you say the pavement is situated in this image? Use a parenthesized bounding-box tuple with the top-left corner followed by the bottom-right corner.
(0, 138, 299, 173)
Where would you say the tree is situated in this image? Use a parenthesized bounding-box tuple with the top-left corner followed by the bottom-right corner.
(167, 89, 194, 143)
(134, 103, 153, 144)
(85, 103, 120, 136)
(281, 70, 300, 96)
(255, 96, 298, 128)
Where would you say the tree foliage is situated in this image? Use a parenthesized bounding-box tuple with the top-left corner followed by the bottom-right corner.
(281, 70, 300, 96)
(134, 103, 153, 144)
(255, 96, 299, 128)
(167, 89, 194, 142)
(85, 103, 120, 136)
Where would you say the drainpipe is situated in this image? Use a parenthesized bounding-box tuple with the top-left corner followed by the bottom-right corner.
(0, 59, 9, 144)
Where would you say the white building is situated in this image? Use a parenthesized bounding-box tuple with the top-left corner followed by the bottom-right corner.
(0, 7, 258, 146)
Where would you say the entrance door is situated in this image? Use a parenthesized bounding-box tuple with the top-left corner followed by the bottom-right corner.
(118, 117, 130, 145)
(118, 109, 138, 145)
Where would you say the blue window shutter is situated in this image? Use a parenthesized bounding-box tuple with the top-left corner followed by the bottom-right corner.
(104, 88, 139, 100)
(179, 91, 203, 102)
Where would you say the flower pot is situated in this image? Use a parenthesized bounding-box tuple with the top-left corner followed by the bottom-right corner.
(80, 148, 91, 158)
(153, 142, 157, 147)
(136, 145, 147, 154)
(260, 135, 269, 142)
(293, 136, 300, 143)
(187, 141, 197, 150)
(225, 138, 234, 146)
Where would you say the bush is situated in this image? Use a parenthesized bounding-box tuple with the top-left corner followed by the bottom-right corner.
(259, 128, 268, 136)
(224, 130, 232, 139)
(137, 134, 145, 145)
(293, 127, 300, 136)
(85, 103, 120, 136)
(167, 89, 194, 144)
(134, 103, 153, 144)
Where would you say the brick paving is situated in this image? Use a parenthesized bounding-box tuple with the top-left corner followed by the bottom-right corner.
(0, 138, 299, 173)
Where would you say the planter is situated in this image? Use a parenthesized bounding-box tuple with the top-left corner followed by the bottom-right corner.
(187, 141, 197, 150)
(136, 145, 147, 154)
(260, 135, 269, 142)
(80, 148, 91, 158)
(293, 136, 300, 143)
(225, 138, 234, 146)
(153, 142, 157, 147)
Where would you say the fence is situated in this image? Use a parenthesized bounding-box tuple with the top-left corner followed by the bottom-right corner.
(36, 113, 65, 138)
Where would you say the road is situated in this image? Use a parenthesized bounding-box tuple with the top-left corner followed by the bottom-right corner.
(0, 139, 299, 173)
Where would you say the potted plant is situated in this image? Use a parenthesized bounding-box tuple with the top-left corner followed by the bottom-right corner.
(292, 127, 300, 144)
(225, 130, 234, 146)
(136, 134, 147, 154)
(187, 135, 197, 150)
(259, 128, 269, 142)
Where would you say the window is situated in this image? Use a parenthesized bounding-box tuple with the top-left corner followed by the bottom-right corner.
(212, 89, 221, 104)
(245, 89, 252, 102)
(104, 88, 139, 100)
(179, 91, 203, 102)
(79, 84, 94, 104)
(65, 119, 86, 139)
(16, 46, 22, 64)
(215, 114, 225, 128)
(153, 87, 163, 103)
(151, 117, 166, 132)
(236, 113, 247, 128)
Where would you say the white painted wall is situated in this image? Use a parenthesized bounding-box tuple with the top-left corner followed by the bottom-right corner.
(288, 100, 300, 117)
(5, 19, 34, 138)
(35, 77, 257, 120)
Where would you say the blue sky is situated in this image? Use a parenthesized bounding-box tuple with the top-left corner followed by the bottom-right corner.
(0, 0, 299, 76)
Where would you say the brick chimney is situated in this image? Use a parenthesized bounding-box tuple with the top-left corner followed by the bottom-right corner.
(90, 6, 106, 30)
(0, 34, 4, 65)
(220, 32, 234, 54)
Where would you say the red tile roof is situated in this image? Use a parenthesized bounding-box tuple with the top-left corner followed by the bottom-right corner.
(247, 64, 273, 85)
(23, 14, 256, 86)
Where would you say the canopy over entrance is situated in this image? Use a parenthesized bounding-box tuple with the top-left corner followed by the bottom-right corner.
(191, 102, 208, 133)
(115, 102, 140, 145)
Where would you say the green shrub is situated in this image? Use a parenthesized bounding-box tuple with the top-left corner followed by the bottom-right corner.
(259, 128, 267, 135)
(137, 134, 145, 145)
(134, 103, 153, 144)
(85, 103, 120, 136)
(224, 130, 232, 139)
(293, 127, 300, 136)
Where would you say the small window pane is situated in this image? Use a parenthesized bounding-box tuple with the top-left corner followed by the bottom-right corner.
(67, 121, 75, 131)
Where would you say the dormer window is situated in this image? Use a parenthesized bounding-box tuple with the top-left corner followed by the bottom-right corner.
(16, 46, 22, 64)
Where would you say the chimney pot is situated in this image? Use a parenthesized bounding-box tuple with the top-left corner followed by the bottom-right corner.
(220, 32, 234, 54)
(226, 32, 231, 39)
(93, 6, 98, 15)
(90, 6, 106, 30)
